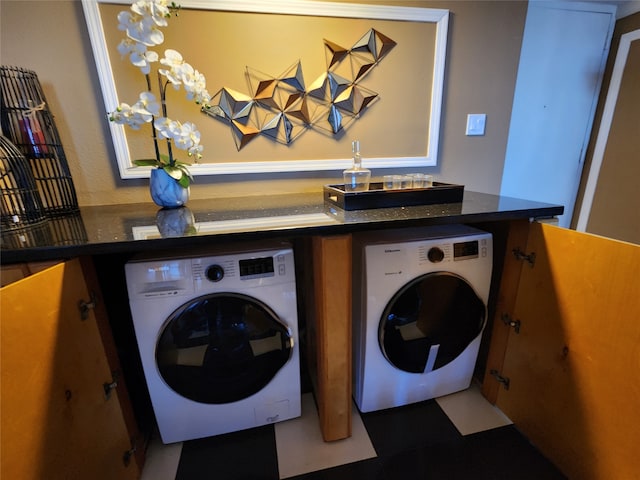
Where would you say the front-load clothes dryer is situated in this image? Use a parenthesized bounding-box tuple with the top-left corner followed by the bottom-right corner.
(353, 224, 492, 413)
(125, 242, 301, 444)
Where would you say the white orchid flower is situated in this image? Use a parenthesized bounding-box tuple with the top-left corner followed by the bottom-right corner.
(110, 1, 205, 185)
(154, 117, 179, 139)
(109, 103, 148, 130)
(188, 144, 203, 160)
(117, 38, 136, 57)
(108, 103, 132, 124)
(126, 15, 164, 47)
(159, 49, 185, 86)
(130, 92, 160, 122)
(110, 91, 160, 128)
(172, 122, 199, 150)
(158, 51, 211, 104)
(185, 126, 203, 159)
(129, 43, 159, 74)
(132, 0, 171, 27)
(117, 10, 137, 32)
(160, 49, 183, 68)
(137, 92, 160, 116)
(181, 66, 211, 104)
(153, 119, 203, 156)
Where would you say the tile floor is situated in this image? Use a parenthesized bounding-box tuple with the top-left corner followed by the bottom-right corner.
(140, 383, 566, 479)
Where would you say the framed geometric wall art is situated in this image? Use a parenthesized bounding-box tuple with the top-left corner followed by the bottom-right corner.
(82, 0, 449, 179)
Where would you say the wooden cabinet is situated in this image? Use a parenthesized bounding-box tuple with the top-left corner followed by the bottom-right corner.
(1, 258, 143, 480)
(3, 213, 635, 479)
(482, 221, 639, 479)
(313, 220, 639, 478)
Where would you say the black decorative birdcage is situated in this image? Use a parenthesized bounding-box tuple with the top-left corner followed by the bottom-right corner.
(0, 65, 79, 216)
(0, 135, 48, 230)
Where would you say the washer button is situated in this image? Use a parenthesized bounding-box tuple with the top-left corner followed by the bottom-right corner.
(205, 265, 224, 282)
(427, 247, 445, 263)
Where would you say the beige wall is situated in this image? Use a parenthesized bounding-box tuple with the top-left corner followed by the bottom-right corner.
(576, 12, 640, 244)
(0, 1, 526, 207)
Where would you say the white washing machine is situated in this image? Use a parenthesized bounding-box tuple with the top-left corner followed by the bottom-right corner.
(353, 224, 492, 413)
(125, 242, 301, 444)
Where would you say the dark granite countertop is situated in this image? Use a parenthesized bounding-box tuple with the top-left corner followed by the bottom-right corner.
(1, 190, 563, 263)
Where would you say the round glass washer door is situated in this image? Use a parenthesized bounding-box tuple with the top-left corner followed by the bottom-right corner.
(156, 292, 293, 404)
(379, 272, 486, 374)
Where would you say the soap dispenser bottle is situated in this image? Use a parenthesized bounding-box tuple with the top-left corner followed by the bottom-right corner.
(343, 140, 371, 192)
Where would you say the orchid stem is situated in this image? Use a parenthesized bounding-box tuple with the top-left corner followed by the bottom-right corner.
(145, 73, 161, 166)
(158, 73, 174, 167)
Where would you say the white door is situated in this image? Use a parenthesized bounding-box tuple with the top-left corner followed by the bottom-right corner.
(500, 1, 615, 228)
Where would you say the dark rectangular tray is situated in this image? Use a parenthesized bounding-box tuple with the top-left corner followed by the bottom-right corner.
(323, 182, 464, 211)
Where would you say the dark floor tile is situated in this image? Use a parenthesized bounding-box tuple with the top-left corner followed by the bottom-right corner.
(172, 401, 566, 480)
(289, 456, 386, 480)
(462, 425, 568, 480)
(175, 424, 279, 480)
(374, 425, 566, 480)
(360, 399, 463, 456)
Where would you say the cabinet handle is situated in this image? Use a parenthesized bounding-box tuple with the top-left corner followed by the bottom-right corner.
(78, 291, 98, 320)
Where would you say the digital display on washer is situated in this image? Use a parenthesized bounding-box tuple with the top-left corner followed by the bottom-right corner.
(453, 240, 479, 259)
(239, 256, 275, 278)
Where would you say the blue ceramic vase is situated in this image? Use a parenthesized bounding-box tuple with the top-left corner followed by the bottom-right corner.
(155, 207, 195, 237)
(149, 168, 189, 209)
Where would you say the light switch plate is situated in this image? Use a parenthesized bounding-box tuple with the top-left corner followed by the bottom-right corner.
(466, 114, 486, 136)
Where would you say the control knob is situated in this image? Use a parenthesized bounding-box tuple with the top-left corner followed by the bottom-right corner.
(427, 247, 445, 263)
(205, 264, 224, 282)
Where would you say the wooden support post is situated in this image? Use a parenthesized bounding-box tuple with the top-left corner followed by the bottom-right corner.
(311, 234, 352, 441)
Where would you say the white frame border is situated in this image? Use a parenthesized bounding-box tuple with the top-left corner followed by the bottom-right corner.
(82, 0, 449, 179)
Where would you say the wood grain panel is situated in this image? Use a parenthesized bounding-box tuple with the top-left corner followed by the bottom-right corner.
(1, 260, 139, 480)
(497, 222, 640, 479)
(481, 219, 529, 403)
(312, 234, 353, 441)
(79, 256, 145, 471)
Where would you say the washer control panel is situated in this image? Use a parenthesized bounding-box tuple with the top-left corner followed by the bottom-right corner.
(200, 255, 279, 283)
(419, 238, 489, 264)
(192, 249, 292, 290)
(126, 247, 294, 299)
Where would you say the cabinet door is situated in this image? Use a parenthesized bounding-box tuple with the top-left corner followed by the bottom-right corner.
(495, 222, 640, 479)
(1, 259, 139, 480)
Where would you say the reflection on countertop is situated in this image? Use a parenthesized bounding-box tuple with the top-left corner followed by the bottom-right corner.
(138, 209, 340, 240)
(1, 190, 563, 263)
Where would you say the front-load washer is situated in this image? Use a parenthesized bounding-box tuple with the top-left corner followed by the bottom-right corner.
(353, 224, 492, 413)
(125, 242, 301, 444)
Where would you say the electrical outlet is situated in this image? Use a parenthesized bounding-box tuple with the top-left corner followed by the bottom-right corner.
(466, 114, 486, 136)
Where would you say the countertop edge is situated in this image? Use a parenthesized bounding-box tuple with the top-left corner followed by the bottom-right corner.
(1, 205, 563, 264)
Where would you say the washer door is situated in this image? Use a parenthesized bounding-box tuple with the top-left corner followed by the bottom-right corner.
(379, 272, 486, 373)
(156, 293, 293, 404)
